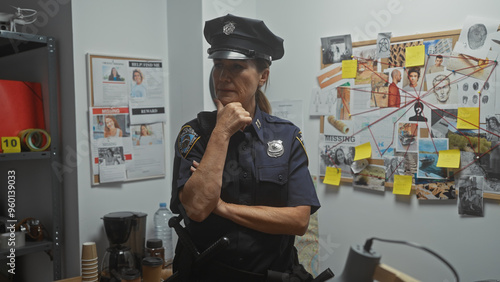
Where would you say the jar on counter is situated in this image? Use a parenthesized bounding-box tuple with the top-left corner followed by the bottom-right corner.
(146, 238, 165, 263)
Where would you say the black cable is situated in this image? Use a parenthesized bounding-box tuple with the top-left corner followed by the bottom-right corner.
(364, 237, 460, 282)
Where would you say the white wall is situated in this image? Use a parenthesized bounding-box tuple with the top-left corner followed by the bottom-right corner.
(71, 0, 170, 276)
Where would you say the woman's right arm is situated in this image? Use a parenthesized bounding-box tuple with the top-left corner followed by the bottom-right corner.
(179, 100, 252, 222)
(179, 127, 230, 222)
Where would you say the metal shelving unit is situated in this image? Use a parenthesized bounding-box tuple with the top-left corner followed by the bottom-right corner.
(0, 31, 62, 280)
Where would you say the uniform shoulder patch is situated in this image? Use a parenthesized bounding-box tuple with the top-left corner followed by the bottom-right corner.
(296, 131, 308, 156)
(178, 125, 199, 158)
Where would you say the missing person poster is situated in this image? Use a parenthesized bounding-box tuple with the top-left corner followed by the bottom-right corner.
(88, 54, 167, 124)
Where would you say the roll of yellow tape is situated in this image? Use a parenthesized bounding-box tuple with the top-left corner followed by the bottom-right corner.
(18, 129, 51, 152)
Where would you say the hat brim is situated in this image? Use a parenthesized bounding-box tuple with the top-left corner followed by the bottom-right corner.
(208, 50, 253, 60)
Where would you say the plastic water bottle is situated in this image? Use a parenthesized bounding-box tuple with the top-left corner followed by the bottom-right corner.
(153, 202, 173, 263)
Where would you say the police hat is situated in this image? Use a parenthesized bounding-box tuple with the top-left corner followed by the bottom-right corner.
(204, 14, 284, 63)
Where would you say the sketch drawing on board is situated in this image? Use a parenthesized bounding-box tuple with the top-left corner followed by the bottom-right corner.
(423, 71, 458, 107)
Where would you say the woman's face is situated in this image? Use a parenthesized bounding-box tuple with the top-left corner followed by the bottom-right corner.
(105, 118, 115, 129)
(141, 125, 148, 135)
(336, 150, 345, 164)
(408, 72, 419, 87)
(112, 68, 117, 76)
(212, 59, 268, 111)
(489, 119, 499, 130)
(133, 71, 142, 84)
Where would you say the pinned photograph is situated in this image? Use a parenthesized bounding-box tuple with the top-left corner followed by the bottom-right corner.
(402, 67, 425, 94)
(319, 143, 356, 178)
(417, 138, 448, 179)
(370, 72, 389, 108)
(352, 45, 377, 85)
(336, 85, 351, 120)
(424, 38, 453, 74)
(460, 152, 500, 193)
(385, 67, 404, 108)
(321, 34, 353, 65)
(396, 122, 419, 153)
(485, 115, 500, 179)
(351, 159, 369, 174)
(415, 179, 456, 200)
(376, 32, 391, 59)
(394, 152, 418, 178)
(458, 175, 484, 216)
(353, 164, 386, 191)
(388, 40, 422, 68)
(384, 156, 404, 183)
(446, 51, 497, 81)
(456, 76, 496, 122)
(430, 109, 457, 138)
(454, 16, 498, 59)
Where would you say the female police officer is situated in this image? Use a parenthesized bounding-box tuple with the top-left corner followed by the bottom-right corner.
(171, 14, 320, 281)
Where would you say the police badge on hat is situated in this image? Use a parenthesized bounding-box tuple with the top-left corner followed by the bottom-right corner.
(223, 21, 236, 35)
(267, 140, 284, 158)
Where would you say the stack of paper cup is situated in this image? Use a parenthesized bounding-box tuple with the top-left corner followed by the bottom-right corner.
(81, 242, 99, 281)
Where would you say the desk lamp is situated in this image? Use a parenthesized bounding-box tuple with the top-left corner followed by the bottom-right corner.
(332, 237, 460, 282)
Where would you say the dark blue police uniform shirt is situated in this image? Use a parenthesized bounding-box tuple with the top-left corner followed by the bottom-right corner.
(171, 105, 320, 274)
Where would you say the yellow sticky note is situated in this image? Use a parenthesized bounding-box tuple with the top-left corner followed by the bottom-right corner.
(393, 175, 412, 195)
(457, 107, 479, 129)
(1, 137, 21, 153)
(342, 60, 358, 78)
(354, 142, 372, 161)
(436, 149, 461, 168)
(324, 167, 341, 186)
(405, 45, 425, 67)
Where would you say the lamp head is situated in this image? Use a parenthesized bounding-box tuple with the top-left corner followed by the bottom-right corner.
(332, 244, 381, 282)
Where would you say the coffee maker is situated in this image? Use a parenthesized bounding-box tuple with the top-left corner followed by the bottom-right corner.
(100, 211, 147, 282)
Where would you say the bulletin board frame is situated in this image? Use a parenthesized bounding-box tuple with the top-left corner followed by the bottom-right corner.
(87, 53, 167, 185)
(320, 27, 500, 200)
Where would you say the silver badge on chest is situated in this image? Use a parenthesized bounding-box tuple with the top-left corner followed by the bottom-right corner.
(267, 140, 284, 158)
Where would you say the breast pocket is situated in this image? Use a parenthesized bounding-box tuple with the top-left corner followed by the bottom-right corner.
(256, 165, 288, 207)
